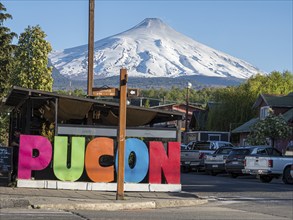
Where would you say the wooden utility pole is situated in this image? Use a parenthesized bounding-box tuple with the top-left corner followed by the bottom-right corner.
(116, 68, 127, 200)
(87, 0, 94, 96)
(185, 87, 189, 132)
(185, 82, 192, 132)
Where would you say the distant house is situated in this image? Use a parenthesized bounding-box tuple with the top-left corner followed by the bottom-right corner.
(189, 102, 220, 131)
(152, 103, 204, 130)
(232, 92, 293, 151)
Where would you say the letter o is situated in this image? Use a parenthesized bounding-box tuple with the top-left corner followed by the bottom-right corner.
(115, 138, 149, 183)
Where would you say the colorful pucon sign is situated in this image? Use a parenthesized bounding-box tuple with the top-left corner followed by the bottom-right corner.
(17, 135, 180, 184)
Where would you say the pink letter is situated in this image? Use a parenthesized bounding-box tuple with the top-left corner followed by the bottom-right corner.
(148, 141, 180, 184)
(18, 135, 52, 179)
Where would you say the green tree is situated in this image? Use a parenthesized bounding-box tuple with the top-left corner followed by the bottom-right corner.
(245, 71, 293, 96)
(0, 3, 17, 145)
(140, 86, 216, 106)
(56, 88, 86, 97)
(138, 71, 292, 133)
(247, 114, 291, 148)
(206, 71, 293, 131)
(0, 2, 17, 100)
(12, 25, 53, 91)
(144, 99, 150, 108)
(0, 112, 9, 145)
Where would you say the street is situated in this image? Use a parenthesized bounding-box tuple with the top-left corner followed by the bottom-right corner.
(181, 172, 293, 219)
(0, 172, 292, 219)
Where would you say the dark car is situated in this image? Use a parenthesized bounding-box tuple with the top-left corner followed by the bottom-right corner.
(225, 146, 275, 178)
(225, 147, 255, 178)
(204, 146, 234, 175)
(225, 146, 283, 178)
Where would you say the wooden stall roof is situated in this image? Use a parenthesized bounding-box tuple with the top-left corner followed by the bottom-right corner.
(4, 86, 183, 126)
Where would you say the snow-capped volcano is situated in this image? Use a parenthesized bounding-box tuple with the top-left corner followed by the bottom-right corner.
(49, 18, 262, 80)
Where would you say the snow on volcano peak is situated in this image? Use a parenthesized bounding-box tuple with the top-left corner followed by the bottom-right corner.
(49, 18, 262, 80)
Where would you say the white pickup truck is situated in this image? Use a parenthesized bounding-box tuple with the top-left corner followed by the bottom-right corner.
(243, 146, 293, 184)
(181, 141, 234, 172)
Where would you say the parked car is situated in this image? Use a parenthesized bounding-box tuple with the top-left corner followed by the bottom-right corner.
(285, 143, 293, 156)
(204, 146, 234, 176)
(225, 146, 273, 178)
(243, 145, 293, 184)
(181, 144, 188, 150)
(181, 141, 234, 172)
(186, 141, 234, 151)
(287, 145, 293, 181)
(225, 147, 252, 178)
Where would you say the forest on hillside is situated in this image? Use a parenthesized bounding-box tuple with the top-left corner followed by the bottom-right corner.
(60, 71, 293, 132)
(140, 71, 293, 131)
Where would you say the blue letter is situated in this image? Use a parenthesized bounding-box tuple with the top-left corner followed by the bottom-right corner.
(115, 138, 149, 183)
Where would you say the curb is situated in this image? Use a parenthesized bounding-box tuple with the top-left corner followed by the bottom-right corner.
(155, 199, 208, 208)
(34, 199, 208, 211)
(0, 198, 30, 209)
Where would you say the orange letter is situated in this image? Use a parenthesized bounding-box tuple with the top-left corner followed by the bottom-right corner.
(85, 137, 114, 182)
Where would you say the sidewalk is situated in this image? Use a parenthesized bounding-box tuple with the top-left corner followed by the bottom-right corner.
(0, 186, 208, 211)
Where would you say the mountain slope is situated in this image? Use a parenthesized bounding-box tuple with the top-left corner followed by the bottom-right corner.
(49, 18, 262, 80)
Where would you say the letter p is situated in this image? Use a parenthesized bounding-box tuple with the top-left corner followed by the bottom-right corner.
(18, 135, 52, 179)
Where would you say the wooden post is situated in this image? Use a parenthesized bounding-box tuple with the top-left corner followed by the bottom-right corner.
(185, 86, 189, 132)
(87, 0, 94, 96)
(185, 82, 192, 133)
(54, 98, 58, 135)
(116, 68, 127, 200)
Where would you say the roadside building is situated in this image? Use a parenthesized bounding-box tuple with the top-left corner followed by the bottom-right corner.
(232, 92, 293, 150)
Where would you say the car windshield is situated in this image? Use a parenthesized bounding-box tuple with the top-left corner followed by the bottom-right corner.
(229, 148, 252, 155)
(216, 147, 233, 154)
(190, 142, 211, 150)
(265, 148, 282, 156)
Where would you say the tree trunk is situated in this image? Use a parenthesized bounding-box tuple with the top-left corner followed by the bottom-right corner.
(271, 138, 275, 148)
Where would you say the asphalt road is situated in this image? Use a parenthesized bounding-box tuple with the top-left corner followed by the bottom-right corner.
(0, 172, 292, 219)
(182, 172, 293, 199)
(182, 172, 293, 219)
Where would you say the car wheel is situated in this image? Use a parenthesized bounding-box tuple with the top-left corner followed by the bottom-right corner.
(211, 171, 217, 176)
(181, 165, 190, 173)
(259, 175, 273, 183)
(282, 166, 293, 184)
(229, 173, 238, 178)
(206, 170, 211, 175)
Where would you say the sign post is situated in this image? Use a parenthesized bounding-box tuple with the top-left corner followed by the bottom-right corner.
(87, 0, 94, 96)
(127, 88, 140, 97)
(116, 68, 127, 200)
(92, 87, 118, 97)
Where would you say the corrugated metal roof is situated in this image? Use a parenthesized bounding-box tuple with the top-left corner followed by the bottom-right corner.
(282, 108, 293, 122)
(232, 118, 259, 133)
(253, 93, 293, 109)
(4, 86, 184, 126)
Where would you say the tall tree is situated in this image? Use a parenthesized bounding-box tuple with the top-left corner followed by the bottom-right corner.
(0, 2, 17, 100)
(12, 25, 53, 91)
(206, 71, 293, 131)
(246, 114, 291, 148)
(0, 2, 17, 145)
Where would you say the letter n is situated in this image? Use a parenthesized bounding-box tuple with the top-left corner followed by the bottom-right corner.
(148, 141, 180, 184)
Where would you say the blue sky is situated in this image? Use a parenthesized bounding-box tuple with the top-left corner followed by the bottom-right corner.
(2, 0, 292, 73)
